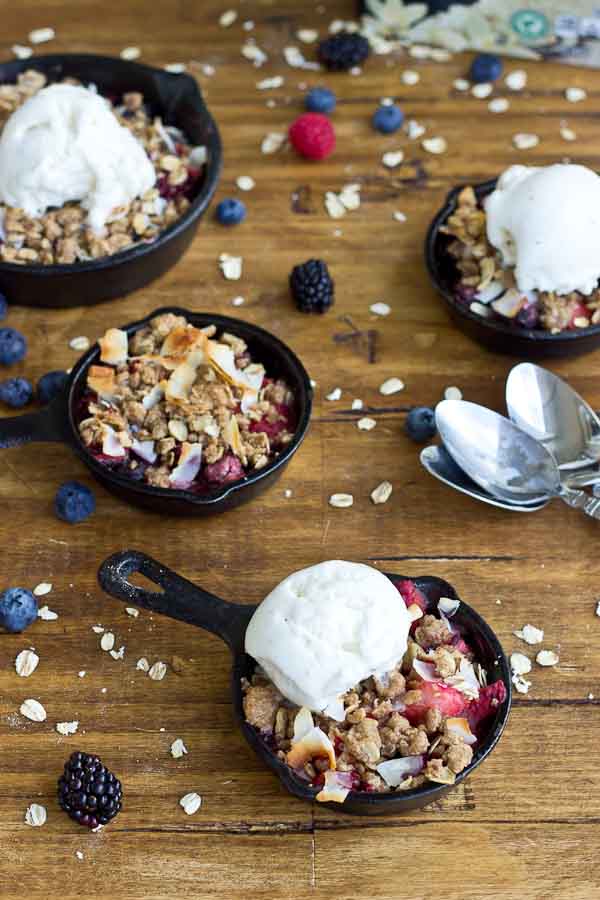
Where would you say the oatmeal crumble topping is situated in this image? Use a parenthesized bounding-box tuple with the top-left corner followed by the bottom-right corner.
(0, 70, 204, 265)
(242, 579, 507, 797)
(76, 313, 296, 492)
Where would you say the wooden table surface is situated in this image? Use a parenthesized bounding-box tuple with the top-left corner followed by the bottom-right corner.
(2, 2, 600, 898)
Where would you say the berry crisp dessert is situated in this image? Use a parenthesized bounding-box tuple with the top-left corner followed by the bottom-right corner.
(0, 70, 205, 265)
(76, 313, 296, 492)
(441, 185, 600, 335)
(242, 579, 507, 801)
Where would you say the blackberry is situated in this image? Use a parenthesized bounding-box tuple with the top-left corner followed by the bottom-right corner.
(58, 751, 122, 829)
(289, 259, 334, 314)
(317, 32, 370, 71)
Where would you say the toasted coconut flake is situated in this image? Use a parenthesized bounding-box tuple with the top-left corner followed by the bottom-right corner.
(292, 707, 314, 743)
(491, 288, 526, 318)
(102, 425, 127, 459)
(165, 349, 205, 402)
(142, 383, 164, 411)
(132, 439, 157, 464)
(413, 659, 438, 682)
(510, 652, 532, 676)
(99, 328, 128, 366)
(376, 755, 424, 787)
(56, 720, 79, 736)
(179, 791, 202, 815)
(475, 281, 505, 304)
(427, 764, 456, 785)
(438, 597, 460, 617)
(223, 415, 247, 465)
(514, 624, 544, 645)
(407, 603, 424, 623)
(286, 726, 336, 770)
(169, 442, 202, 489)
(161, 326, 207, 360)
(315, 770, 353, 803)
(445, 717, 477, 745)
(87, 365, 117, 399)
(446, 658, 480, 699)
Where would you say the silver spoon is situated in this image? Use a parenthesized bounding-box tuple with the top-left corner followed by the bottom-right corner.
(506, 363, 600, 472)
(435, 399, 600, 519)
(420, 444, 549, 512)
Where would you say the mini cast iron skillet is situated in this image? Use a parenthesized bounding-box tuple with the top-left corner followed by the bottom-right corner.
(426, 178, 600, 359)
(98, 550, 511, 815)
(0, 307, 312, 515)
(0, 54, 222, 308)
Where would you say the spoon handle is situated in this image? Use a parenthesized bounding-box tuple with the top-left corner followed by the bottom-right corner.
(583, 496, 600, 519)
(558, 487, 590, 510)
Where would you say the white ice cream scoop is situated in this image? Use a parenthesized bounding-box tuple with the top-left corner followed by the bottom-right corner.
(244, 560, 411, 720)
(0, 83, 156, 232)
(485, 163, 600, 296)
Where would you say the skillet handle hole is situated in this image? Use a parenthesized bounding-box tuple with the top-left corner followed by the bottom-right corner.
(127, 571, 165, 594)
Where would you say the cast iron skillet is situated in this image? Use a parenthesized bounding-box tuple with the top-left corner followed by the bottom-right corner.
(98, 549, 512, 815)
(426, 177, 600, 359)
(0, 54, 222, 308)
(0, 307, 312, 515)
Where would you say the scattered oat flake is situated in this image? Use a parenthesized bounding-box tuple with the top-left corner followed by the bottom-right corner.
(76, 851, 84, 861)
(505, 69, 527, 91)
(236, 175, 255, 191)
(256, 76, 284, 90)
(444, 385, 462, 401)
(284, 46, 319, 70)
(472, 83, 492, 99)
(488, 98, 509, 113)
(56, 721, 79, 736)
(325, 191, 346, 219)
(92, 625, 104, 634)
(37, 605, 58, 621)
(422, 137, 447, 155)
(510, 652, 532, 676)
(329, 493, 353, 508)
(69, 336, 90, 351)
(136, 657, 150, 672)
(514, 624, 544, 645)
(15, 649, 39, 678)
(125, 607, 139, 618)
(371, 481, 392, 505)
(171, 738, 188, 758)
(325, 387, 342, 401)
(29, 27, 55, 43)
(513, 133, 539, 150)
(382, 150, 403, 168)
(78, 671, 86, 678)
(339, 184, 361, 211)
(284, 489, 293, 499)
(232, 296, 245, 307)
(33, 582, 52, 597)
(219, 254, 242, 280)
(560, 125, 577, 142)
(148, 661, 167, 681)
(219, 9, 237, 27)
(120, 46, 141, 60)
(100, 632, 115, 652)
(242, 41, 268, 67)
(358, 417, 376, 431)
(537, 650, 559, 667)
(370, 301, 391, 316)
(12, 44, 33, 59)
(566, 87, 586, 103)
(351, 399, 363, 410)
(261, 131, 285, 154)
(110, 646, 125, 661)
(297, 29, 318, 43)
(401, 70, 419, 85)
(180, 792, 202, 815)
(380, 377, 404, 395)
(25, 804, 47, 827)
(165, 63, 186, 74)
(453, 78, 470, 91)
(393, 211, 407, 223)
(20, 698, 47, 722)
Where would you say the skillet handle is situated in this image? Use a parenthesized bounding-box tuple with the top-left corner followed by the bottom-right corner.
(98, 550, 254, 652)
(0, 396, 67, 448)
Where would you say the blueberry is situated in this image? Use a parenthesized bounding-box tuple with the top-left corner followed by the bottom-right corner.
(305, 87, 336, 114)
(0, 327, 26, 365)
(372, 104, 404, 134)
(54, 481, 96, 524)
(516, 303, 540, 330)
(0, 587, 38, 633)
(0, 377, 33, 408)
(216, 198, 246, 226)
(469, 53, 502, 84)
(0, 292, 7, 321)
(37, 370, 68, 405)
(405, 406, 436, 442)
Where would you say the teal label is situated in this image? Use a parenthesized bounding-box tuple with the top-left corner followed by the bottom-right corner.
(510, 9, 551, 41)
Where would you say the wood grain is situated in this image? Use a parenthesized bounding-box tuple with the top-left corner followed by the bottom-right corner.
(1, 1, 600, 898)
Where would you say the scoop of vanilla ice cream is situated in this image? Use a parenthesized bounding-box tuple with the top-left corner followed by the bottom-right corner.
(485, 164, 600, 296)
(0, 83, 156, 232)
(245, 560, 411, 720)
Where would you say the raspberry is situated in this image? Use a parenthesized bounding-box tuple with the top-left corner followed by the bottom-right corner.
(404, 680, 467, 725)
(288, 113, 335, 161)
(466, 680, 507, 733)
